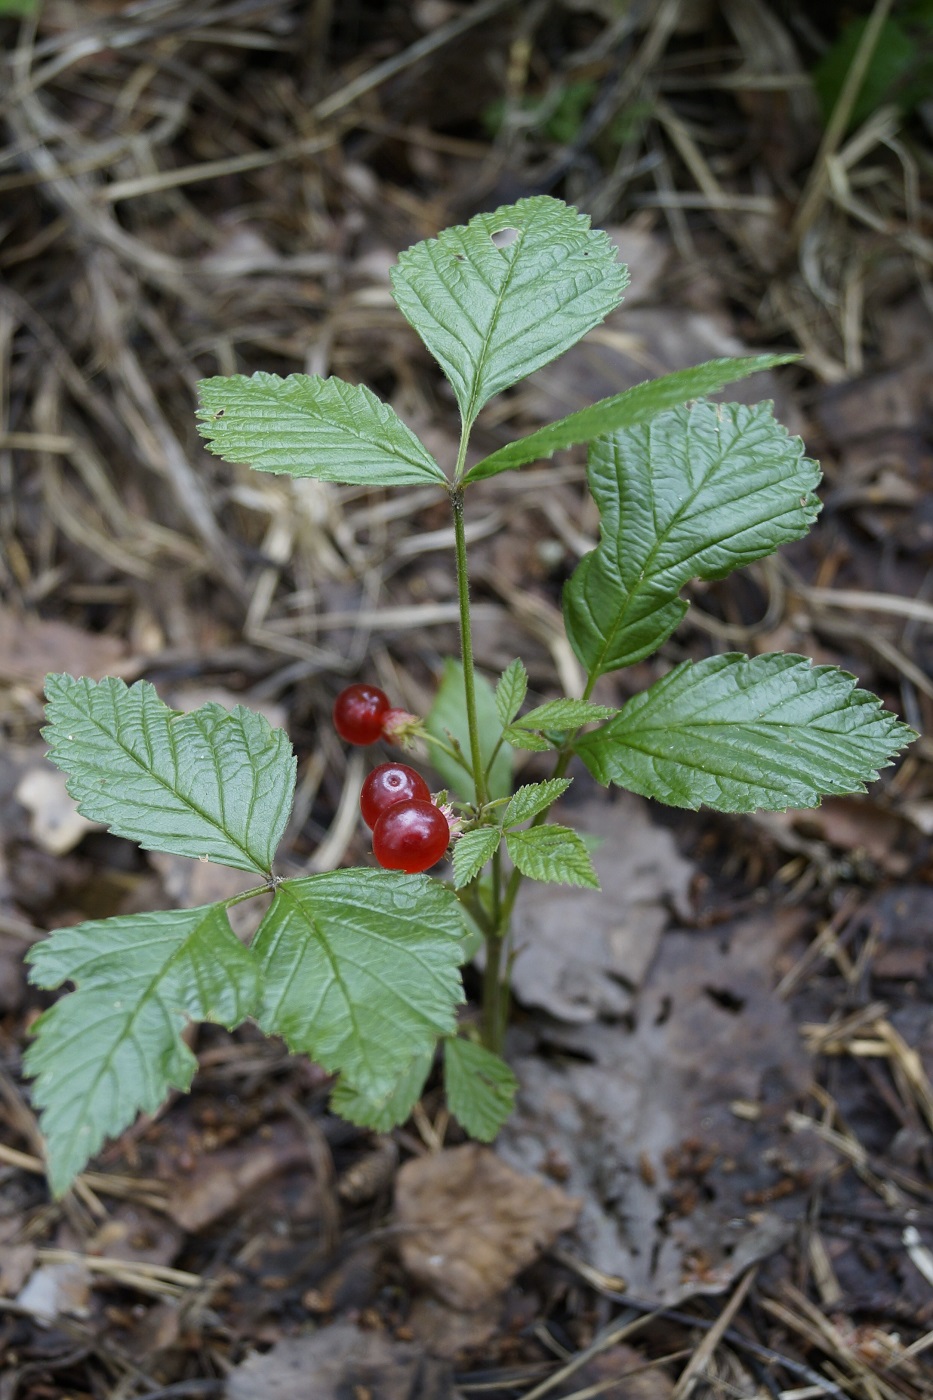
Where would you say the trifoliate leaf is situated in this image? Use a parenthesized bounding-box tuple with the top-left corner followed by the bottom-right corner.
(505, 778, 573, 827)
(563, 401, 822, 678)
(43, 676, 295, 875)
(390, 197, 628, 428)
(453, 827, 502, 889)
(506, 825, 599, 888)
(253, 871, 465, 1097)
(495, 659, 528, 727)
(330, 1050, 433, 1132)
(465, 354, 798, 482)
(444, 1038, 517, 1141)
(574, 652, 915, 812)
(25, 904, 259, 1196)
(197, 372, 446, 486)
(425, 659, 512, 803)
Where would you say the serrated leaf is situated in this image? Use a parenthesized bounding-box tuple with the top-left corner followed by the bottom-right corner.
(330, 1050, 433, 1132)
(501, 724, 552, 752)
(25, 904, 259, 1196)
(444, 1038, 517, 1141)
(425, 659, 512, 803)
(465, 354, 798, 482)
(44, 676, 295, 875)
(253, 871, 465, 1097)
(196, 372, 446, 486)
(390, 196, 628, 428)
(495, 659, 528, 726)
(563, 400, 822, 678)
(574, 652, 915, 813)
(506, 824, 599, 888)
(516, 699, 617, 730)
(453, 827, 502, 889)
(505, 778, 573, 826)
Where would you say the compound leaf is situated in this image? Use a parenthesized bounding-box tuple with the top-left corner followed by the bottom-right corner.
(444, 1038, 517, 1141)
(575, 652, 915, 812)
(330, 1049, 434, 1132)
(425, 659, 512, 803)
(465, 354, 797, 482)
(506, 824, 599, 889)
(25, 904, 259, 1196)
(197, 372, 445, 486)
(495, 659, 528, 726)
(390, 196, 627, 428)
(505, 778, 572, 827)
(453, 827, 502, 889)
(253, 871, 465, 1097)
(516, 699, 617, 731)
(44, 676, 295, 875)
(563, 400, 822, 679)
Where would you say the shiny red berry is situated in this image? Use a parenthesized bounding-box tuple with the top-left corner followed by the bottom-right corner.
(333, 684, 390, 745)
(372, 799, 451, 873)
(360, 763, 431, 830)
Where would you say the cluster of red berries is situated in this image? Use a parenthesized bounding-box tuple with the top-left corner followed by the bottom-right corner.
(333, 685, 451, 874)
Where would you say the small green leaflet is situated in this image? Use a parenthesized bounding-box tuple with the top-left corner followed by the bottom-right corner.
(44, 676, 296, 875)
(330, 1050, 433, 1132)
(574, 652, 915, 813)
(503, 699, 616, 752)
(495, 659, 528, 726)
(464, 354, 798, 482)
(453, 827, 502, 889)
(390, 196, 628, 429)
(197, 373, 445, 487)
(501, 725, 552, 753)
(253, 871, 465, 1097)
(505, 778, 573, 827)
(444, 1038, 517, 1141)
(506, 825, 599, 888)
(564, 400, 821, 678)
(425, 659, 512, 803)
(25, 904, 259, 1197)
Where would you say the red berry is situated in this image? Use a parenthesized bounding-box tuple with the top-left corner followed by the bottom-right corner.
(360, 762, 431, 830)
(372, 799, 451, 873)
(333, 684, 390, 745)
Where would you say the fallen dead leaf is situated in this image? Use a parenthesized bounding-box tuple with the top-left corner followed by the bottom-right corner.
(165, 1121, 313, 1233)
(394, 1143, 581, 1311)
(15, 765, 101, 855)
(225, 1324, 455, 1400)
(15, 1259, 92, 1323)
(498, 908, 830, 1306)
(508, 793, 694, 1023)
(0, 607, 128, 690)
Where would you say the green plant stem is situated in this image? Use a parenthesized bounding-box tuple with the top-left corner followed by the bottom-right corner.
(451, 484, 488, 811)
(419, 727, 475, 778)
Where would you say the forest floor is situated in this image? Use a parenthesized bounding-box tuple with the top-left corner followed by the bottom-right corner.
(2, 2, 933, 1397)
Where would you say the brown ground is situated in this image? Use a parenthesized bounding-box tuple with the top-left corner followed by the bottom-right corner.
(2, 3, 933, 1397)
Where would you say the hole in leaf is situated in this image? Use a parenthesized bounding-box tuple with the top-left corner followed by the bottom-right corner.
(490, 226, 520, 250)
(703, 985, 745, 1014)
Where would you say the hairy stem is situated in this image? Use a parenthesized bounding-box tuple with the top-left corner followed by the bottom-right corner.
(451, 483, 488, 810)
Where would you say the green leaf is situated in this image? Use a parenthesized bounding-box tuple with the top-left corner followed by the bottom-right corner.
(516, 699, 617, 730)
(253, 871, 465, 1097)
(505, 778, 573, 827)
(501, 725, 552, 753)
(495, 659, 528, 727)
(465, 354, 798, 482)
(44, 676, 295, 876)
(425, 659, 512, 803)
(452, 827, 502, 889)
(0, 0, 39, 13)
(196, 373, 446, 487)
(444, 1038, 517, 1141)
(575, 652, 915, 813)
(25, 904, 259, 1196)
(563, 401, 821, 679)
(390, 196, 628, 428)
(330, 1050, 433, 1132)
(506, 825, 599, 889)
